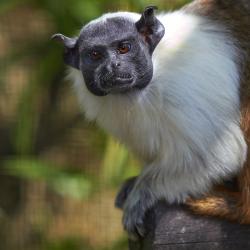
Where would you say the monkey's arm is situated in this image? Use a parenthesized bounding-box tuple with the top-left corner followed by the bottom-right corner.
(117, 164, 250, 238)
(120, 165, 169, 238)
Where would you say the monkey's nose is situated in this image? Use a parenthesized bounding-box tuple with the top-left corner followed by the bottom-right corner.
(111, 61, 121, 68)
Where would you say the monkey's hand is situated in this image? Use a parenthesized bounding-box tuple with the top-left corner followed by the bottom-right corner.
(120, 172, 157, 240)
(122, 185, 155, 239)
(115, 176, 137, 209)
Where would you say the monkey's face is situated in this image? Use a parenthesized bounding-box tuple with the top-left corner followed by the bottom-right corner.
(78, 18, 156, 96)
(53, 7, 165, 96)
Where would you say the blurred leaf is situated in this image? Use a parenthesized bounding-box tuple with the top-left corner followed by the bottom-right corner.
(101, 236, 128, 250)
(0, 0, 27, 14)
(102, 138, 129, 185)
(72, 0, 102, 22)
(13, 80, 39, 155)
(44, 237, 89, 250)
(52, 174, 91, 200)
(101, 138, 140, 186)
(4, 158, 92, 199)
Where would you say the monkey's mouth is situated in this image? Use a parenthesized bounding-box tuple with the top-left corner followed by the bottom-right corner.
(100, 72, 135, 93)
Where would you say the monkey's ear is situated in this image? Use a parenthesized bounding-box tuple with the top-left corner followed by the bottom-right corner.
(135, 6, 165, 54)
(51, 33, 80, 69)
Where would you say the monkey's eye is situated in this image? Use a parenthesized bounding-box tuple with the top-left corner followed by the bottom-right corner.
(89, 50, 102, 60)
(117, 43, 131, 54)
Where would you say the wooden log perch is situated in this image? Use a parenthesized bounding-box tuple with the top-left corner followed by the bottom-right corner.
(128, 202, 250, 250)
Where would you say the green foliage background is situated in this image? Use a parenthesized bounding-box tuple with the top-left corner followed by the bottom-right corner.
(0, 0, 191, 249)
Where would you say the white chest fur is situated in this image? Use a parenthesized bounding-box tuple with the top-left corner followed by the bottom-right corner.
(70, 11, 247, 202)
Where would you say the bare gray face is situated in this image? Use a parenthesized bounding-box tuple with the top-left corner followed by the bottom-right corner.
(52, 6, 165, 96)
(78, 17, 155, 96)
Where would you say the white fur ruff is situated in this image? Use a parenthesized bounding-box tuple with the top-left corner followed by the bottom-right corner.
(69, 11, 247, 202)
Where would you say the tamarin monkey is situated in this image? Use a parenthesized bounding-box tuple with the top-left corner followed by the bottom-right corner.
(52, 0, 250, 238)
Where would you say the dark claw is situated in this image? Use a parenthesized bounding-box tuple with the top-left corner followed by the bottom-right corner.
(116, 177, 153, 239)
(115, 176, 137, 209)
(122, 204, 146, 239)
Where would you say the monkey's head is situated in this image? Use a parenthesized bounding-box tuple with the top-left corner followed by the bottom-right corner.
(52, 6, 165, 96)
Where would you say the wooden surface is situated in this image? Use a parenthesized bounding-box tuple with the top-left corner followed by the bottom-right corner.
(129, 202, 250, 250)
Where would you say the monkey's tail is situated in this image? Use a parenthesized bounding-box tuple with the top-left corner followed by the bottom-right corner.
(186, 190, 250, 224)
